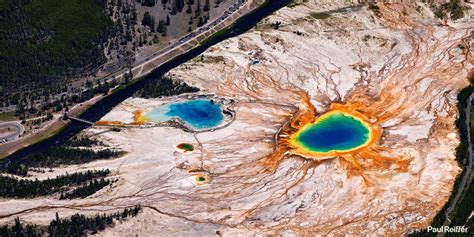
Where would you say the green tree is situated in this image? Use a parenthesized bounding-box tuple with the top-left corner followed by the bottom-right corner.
(186, 3, 192, 13)
(194, 0, 201, 18)
(150, 17, 156, 32)
(197, 16, 204, 27)
(142, 11, 153, 27)
(152, 34, 159, 44)
(172, 0, 185, 13)
(214, 0, 223, 6)
(447, 0, 464, 20)
(203, 0, 210, 12)
(157, 19, 167, 36)
(124, 69, 133, 83)
(141, 0, 156, 6)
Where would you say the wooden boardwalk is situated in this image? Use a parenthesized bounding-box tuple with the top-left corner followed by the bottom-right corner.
(63, 113, 94, 126)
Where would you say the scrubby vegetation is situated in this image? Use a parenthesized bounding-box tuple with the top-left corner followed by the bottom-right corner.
(368, 3, 380, 13)
(309, 12, 330, 20)
(0, 169, 110, 199)
(287, 0, 308, 8)
(431, 0, 466, 21)
(0, 206, 142, 236)
(137, 75, 199, 98)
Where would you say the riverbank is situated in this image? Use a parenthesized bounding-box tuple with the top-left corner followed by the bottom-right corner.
(409, 85, 474, 235)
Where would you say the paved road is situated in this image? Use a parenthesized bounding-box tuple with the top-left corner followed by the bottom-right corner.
(0, 122, 24, 144)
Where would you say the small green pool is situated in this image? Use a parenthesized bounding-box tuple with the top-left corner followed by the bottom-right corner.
(177, 143, 194, 152)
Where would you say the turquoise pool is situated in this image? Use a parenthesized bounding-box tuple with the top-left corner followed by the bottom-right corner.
(144, 99, 224, 130)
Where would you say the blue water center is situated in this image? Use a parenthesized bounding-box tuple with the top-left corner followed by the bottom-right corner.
(293, 111, 370, 153)
(144, 99, 224, 130)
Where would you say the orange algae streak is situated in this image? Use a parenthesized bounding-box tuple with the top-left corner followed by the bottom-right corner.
(262, 92, 410, 177)
(133, 110, 149, 125)
(95, 110, 149, 126)
(95, 121, 126, 126)
(260, 92, 316, 171)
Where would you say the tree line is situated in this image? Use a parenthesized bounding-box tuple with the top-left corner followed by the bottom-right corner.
(23, 147, 123, 167)
(1, 146, 123, 176)
(23, 147, 123, 169)
(60, 178, 112, 200)
(0, 169, 110, 199)
(0, 206, 142, 237)
(64, 137, 104, 148)
(137, 75, 199, 98)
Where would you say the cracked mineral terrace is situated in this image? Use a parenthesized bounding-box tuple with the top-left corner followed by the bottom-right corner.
(0, 1, 473, 236)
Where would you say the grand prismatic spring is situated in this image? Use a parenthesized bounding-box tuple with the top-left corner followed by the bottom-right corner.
(290, 111, 372, 154)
